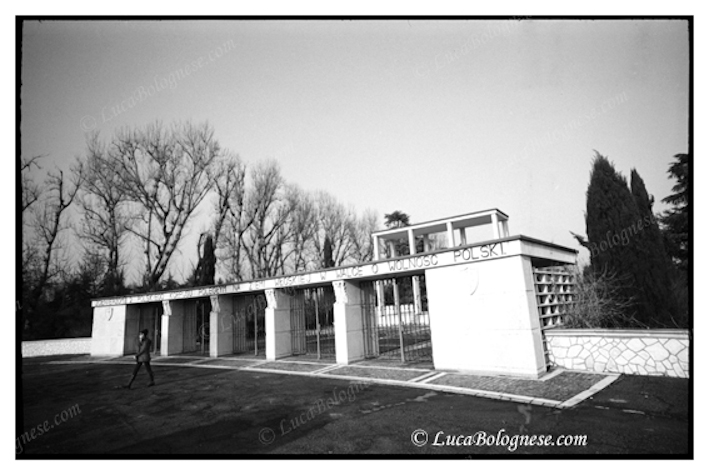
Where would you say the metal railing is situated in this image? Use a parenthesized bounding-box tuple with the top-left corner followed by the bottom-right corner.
(360, 276, 432, 362)
(232, 294, 266, 356)
(290, 287, 336, 359)
(181, 299, 210, 355)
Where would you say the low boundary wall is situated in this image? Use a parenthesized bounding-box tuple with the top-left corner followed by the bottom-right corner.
(21, 338, 92, 358)
(545, 329, 690, 378)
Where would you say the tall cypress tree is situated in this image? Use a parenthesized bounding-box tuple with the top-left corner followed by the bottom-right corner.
(585, 153, 679, 327)
(585, 153, 638, 277)
(193, 234, 216, 286)
(322, 236, 335, 268)
(630, 169, 676, 325)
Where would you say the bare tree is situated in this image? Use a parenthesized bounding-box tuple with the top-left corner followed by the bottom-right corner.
(219, 160, 254, 282)
(349, 208, 379, 263)
(564, 266, 642, 329)
(211, 153, 245, 250)
(314, 191, 357, 267)
(77, 134, 130, 294)
(241, 160, 292, 279)
(21, 155, 44, 214)
(26, 165, 83, 309)
(217, 162, 377, 279)
(21, 155, 45, 275)
(111, 121, 219, 290)
(285, 185, 318, 272)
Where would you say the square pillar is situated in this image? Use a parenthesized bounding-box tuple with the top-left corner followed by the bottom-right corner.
(459, 228, 467, 246)
(374, 280, 385, 354)
(501, 220, 510, 237)
(412, 275, 423, 315)
(388, 240, 398, 258)
(161, 300, 185, 356)
(373, 236, 380, 260)
(491, 213, 501, 239)
(333, 280, 365, 364)
(423, 235, 431, 252)
(446, 221, 455, 248)
(210, 294, 234, 357)
(265, 289, 292, 360)
(408, 229, 416, 255)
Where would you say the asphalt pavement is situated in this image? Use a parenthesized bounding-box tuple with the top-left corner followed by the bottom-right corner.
(17, 355, 690, 456)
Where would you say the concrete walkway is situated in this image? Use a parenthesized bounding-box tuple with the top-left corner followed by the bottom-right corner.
(43, 354, 619, 409)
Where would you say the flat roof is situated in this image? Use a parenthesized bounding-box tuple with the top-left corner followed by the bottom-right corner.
(91, 234, 577, 306)
(372, 208, 509, 239)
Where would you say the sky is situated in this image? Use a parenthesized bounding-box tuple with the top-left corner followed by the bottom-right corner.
(19, 18, 690, 282)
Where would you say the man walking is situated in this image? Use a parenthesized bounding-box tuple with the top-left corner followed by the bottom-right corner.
(125, 329, 155, 389)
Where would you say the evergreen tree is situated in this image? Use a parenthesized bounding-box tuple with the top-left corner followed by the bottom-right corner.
(584, 153, 680, 327)
(384, 210, 412, 256)
(384, 210, 410, 228)
(192, 234, 217, 286)
(630, 169, 677, 325)
(659, 153, 689, 274)
(322, 236, 335, 268)
(585, 153, 638, 278)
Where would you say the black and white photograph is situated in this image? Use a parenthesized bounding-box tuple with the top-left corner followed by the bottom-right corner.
(15, 7, 695, 462)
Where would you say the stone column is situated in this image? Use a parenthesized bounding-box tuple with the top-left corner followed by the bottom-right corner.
(412, 275, 422, 315)
(374, 280, 385, 350)
(388, 240, 398, 258)
(265, 289, 292, 360)
(373, 236, 380, 260)
(446, 221, 455, 248)
(459, 228, 467, 246)
(423, 235, 431, 252)
(160, 300, 185, 356)
(210, 294, 234, 357)
(408, 229, 416, 255)
(501, 219, 510, 237)
(333, 280, 365, 365)
(491, 213, 501, 239)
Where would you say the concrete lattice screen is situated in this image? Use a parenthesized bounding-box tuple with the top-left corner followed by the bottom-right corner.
(534, 266, 577, 329)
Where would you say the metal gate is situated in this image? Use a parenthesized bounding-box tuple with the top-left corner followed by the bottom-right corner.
(360, 275, 432, 362)
(290, 287, 336, 359)
(183, 299, 210, 355)
(232, 294, 266, 356)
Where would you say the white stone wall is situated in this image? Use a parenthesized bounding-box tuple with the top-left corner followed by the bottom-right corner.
(427, 255, 547, 378)
(545, 329, 690, 378)
(22, 338, 92, 358)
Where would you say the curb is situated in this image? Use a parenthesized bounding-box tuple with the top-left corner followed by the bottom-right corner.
(44, 357, 618, 409)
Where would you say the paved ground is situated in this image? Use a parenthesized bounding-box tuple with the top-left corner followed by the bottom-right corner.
(17, 355, 690, 456)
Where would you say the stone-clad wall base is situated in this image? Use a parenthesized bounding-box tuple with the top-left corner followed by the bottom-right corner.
(22, 338, 92, 358)
(545, 329, 689, 378)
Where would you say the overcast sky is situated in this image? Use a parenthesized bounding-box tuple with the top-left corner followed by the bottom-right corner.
(20, 19, 690, 281)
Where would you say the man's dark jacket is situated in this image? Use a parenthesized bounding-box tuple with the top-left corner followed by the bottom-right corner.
(136, 338, 152, 363)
